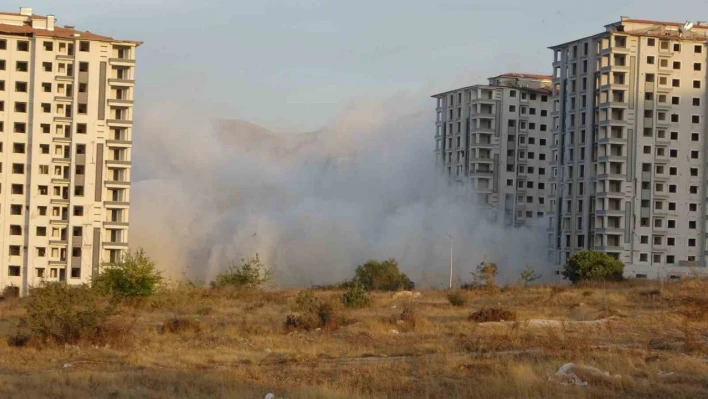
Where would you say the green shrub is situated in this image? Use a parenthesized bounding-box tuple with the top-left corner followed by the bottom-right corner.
(342, 282, 370, 308)
(21, 283, 116, 344)
(562, 250, 624, 283)
(286, 290, 340, 331)
(351, 259, 414, 291)
(447, 290, 466, 307)
(212, 254, 272, 289)
(518, 266, 542, 286)
(93, 248, 163, 298)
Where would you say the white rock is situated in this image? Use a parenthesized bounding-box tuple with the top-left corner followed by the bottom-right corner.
(62, 363, 71, 369)
(389, 329, 399, 335)
(264, 394, 275, 399)
(264, 348, 272, 354)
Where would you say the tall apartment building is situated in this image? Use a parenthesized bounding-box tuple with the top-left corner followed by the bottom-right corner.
(0, 8, 140, 295)
(549, 17, 708, 279)
(433, 73, 553, 226)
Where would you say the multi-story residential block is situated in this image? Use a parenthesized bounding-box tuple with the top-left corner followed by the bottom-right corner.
(0, 7, 140, 295)
(433, 73, 553, 226)
(549, 17, 708, 279)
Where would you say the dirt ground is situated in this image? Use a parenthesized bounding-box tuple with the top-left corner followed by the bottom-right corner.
(0, 279, 707, 398)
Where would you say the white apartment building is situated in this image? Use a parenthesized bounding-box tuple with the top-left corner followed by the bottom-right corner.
(0, 8, 140, 295)
(549, 17, 708, 279)
(433, 73, 553, 226)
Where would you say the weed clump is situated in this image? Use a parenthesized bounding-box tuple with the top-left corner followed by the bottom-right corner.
(447, 290, 467, 307)
(469, 308, 517, 323)
(160, 317, 202, 334)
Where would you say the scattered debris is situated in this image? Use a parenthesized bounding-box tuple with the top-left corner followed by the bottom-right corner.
(553, 362, 617, 386)
(658, 371, 675, 377)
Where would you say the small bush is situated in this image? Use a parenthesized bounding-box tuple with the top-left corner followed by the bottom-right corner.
(562, 250, 624, 283)
(447, 290, 467, 307)
(350, 259, 414, 291)
(6, 331, 30, 347)
(21, 283, 116, 345)
(93, 248, 163, 298)
(160, 317, 202, 334)
(469, 308, 516, 323)
(342, 283, 370, 309)
(1, 286, 20, 300)
(286, 290, 340, 331)
(212, 254, 272, 289)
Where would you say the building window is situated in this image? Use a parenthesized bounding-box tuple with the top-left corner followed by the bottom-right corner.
(15, 82, 27, 92)
(80, 41, 90, 52)
(694, 80, 702, 89)
(17, 41, 29, 51)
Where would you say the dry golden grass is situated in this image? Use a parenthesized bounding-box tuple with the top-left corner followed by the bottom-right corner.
(0, 279, 707, 398)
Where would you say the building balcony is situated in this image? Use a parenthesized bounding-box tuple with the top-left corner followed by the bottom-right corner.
(103, 241, 129, 248)
(50, 198, 70, 205)
(106, 159, 132, 167)
(470, 169, 494, 176)
(105, 201, 130, 207)
(52, 157, 71, 164)
(108, 78, 135, 87)
(596, 173, 625, 180)
(597, 137, 626, 145)
(55, 74, 73, 82)
(49, 240, 68, 246)
(52, 136, 72, 143)
(103, 221, 130, 228)
(597, 155, 626, 162)
(107, 98, 134, 106)
(594, 245, 625, 252)
(595, 209, 624, 216)
(106, 119, 133, 127)
(109, 57, 136, 66)
(53, 116, 72, 123)
(50, 218, 69, 225)
(596, 191, 626, 199)
(51, 178, 71, 185)
(105, 180, 131, 187)
(54, 95, 73, 103)
(595, 227, 624, 234)
(106, 139, 133, 148)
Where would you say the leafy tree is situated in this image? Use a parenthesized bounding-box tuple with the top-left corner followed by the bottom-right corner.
(212, 254, 272, 289)
(351, 259, 414, 291)
(93, 248, 163, 298)
(471, 261, 498, 289)
(562, 250, 624, 283)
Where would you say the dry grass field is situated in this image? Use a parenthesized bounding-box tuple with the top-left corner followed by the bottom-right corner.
(0, 278, 707, 398)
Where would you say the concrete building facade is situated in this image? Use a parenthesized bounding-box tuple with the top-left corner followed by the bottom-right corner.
(0, 8, 140, 295)
(549, 18, 708, 279)
(433, 74, 553, 226)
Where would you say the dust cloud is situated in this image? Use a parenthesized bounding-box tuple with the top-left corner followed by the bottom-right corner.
(129, 92, 549, 288)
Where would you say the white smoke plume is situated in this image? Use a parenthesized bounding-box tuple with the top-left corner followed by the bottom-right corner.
(130, 91, 549, 287)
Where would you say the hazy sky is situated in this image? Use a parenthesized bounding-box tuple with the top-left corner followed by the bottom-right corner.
(24, 0, 707, 131)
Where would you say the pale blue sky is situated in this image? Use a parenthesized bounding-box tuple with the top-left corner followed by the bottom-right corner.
(23, 0, 708, 131)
